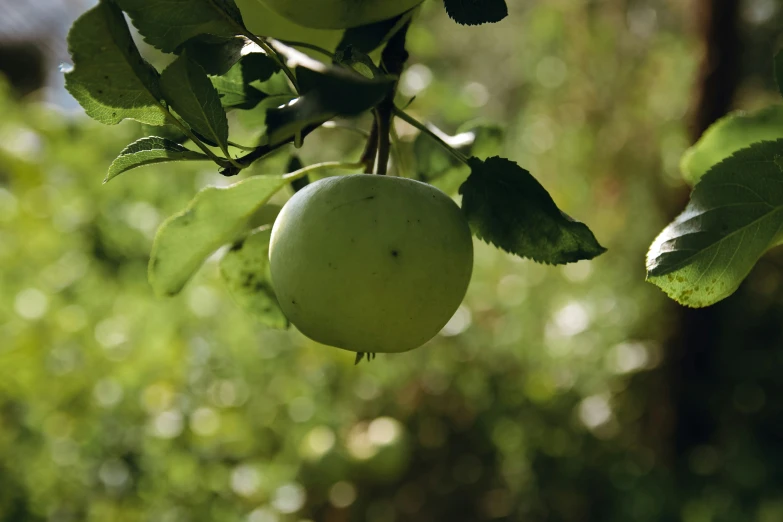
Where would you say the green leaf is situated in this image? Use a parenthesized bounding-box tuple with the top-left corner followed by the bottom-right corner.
(220, 227, 288, 328)
(180, 36, 247, 76)
(333, 47, 382, 80)
(265, 45, 394, 144)
(235, 94, 297, 143)
(106, 137, 210, 182)
(160, 54, 230, 151)
(211, 53, 280, 110)
(775, 48, 783, 98)
(459, 156, 606, 264)
(680, 105, 783, 185)
(114, 0, 245, 54)
(444, 0, 508, 26)
(64, 0, 167, 126)
(149, 174, 292, 296)
(647, 140, 783, 307)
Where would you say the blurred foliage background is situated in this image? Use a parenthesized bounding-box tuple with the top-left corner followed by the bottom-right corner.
(1, 0, 783, 521)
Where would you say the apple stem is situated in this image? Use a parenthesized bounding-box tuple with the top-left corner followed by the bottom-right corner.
(361, 113, 380, 173)
(282, 160, 365, 184)
(370, 20, 412, 176)
(375, 107, 392, 175)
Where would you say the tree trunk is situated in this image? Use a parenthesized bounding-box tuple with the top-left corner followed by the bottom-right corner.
(666, 0, 741, 483)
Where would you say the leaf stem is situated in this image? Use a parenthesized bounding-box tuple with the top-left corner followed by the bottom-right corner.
(278, 40, 335, 59)
(373, 19, 411, 175)
(283, 160, 364, 183)
(243, 34, 300, 93)
(392, 107, 470, 165)
(204, 0, 299, 92)
(163, 111, 230, 167)
(219, 122, 324, 176)
(321, 121, 372, 138)
(228, 140, 255, 151)
(360, 113, 380, 173)
(375, 107, 392, 175)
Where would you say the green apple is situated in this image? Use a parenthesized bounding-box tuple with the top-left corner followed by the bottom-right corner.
(235, 0, 342, 48)
(256, 0, 425, 29)
(268, 174, 473, 353)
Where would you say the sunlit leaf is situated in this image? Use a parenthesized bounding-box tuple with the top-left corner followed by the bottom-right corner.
(459, 156, 606, 264)
(680, 105, 783, 185)
(64, 0, 167, 126)
(647, 140, 783, 307)
(149, 174, 291, 296)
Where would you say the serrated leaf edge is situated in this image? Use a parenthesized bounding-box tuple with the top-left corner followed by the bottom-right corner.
(105, 136, 210, 182)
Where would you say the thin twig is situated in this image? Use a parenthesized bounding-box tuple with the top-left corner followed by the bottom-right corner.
(375, 106, 392, 174)
(278, 40, 336, 59)
(373, 20, 412, 175)
(392, 107, 470, 165)
(361, 113, 380, 173)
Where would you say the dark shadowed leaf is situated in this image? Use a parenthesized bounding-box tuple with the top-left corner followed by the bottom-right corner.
(337, 9, 415, 54)
(266, 63, 393, 144)
(149, 174, 292, 296)
(287, 155, 309, 192)
(106, 137, 210, 182)
(444, 0, 508, 26)
(647, 140, 783, 307)
(64, 0, 167, 126)
(179, 35, 247, 75)
(211, 53, 280, 110)
(459, 156, 606, 264)
(160, 54, 230, 151)
(114, 0, 246, 53)
(776, 49, 783, 98)
(220, 227, 288, 329)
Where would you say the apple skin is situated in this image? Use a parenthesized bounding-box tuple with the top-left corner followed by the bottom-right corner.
(235, 0, 342, 49)
(257, 0, 425, 29)
(269, 174, 473, 353)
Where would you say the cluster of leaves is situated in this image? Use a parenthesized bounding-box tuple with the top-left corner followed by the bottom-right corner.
(646, 50, 783, 307)
(64, 0, 604, 328)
